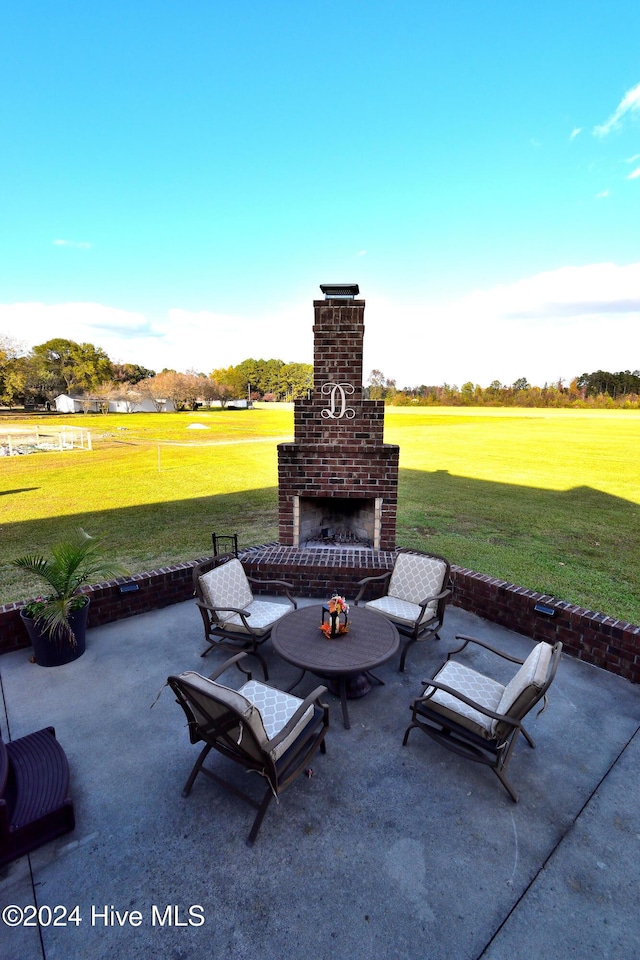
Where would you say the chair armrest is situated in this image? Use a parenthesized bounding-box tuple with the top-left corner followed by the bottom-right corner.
(415, 586, 452, 610)
(195, 599, 254, 629)
(416, 678, 521, 731)
(247, 576, 293, 589)
(354, 571, 392, 605)
(247, 577, 297, 608)
(266, 687, 329, 752)
(206, 652, 249, 681)
(448, 634, 526, 665)
(196, 599, 250, 616)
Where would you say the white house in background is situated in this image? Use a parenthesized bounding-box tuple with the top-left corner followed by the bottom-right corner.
(54, 394, 175, 414)
(202, 398, 249, 409)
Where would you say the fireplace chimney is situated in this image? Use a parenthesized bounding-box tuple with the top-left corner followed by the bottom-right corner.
(277, 285, 399, 550)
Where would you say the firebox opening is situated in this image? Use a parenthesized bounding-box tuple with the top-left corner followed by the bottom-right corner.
(296, 496, 381, 549)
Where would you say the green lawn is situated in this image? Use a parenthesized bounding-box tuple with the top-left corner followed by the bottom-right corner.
(1, 405, 639, 624)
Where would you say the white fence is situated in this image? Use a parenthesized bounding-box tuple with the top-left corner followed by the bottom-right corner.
(0, 427, 92, 456)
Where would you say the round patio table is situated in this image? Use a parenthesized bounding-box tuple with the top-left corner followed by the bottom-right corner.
(270, 604, 399, 729)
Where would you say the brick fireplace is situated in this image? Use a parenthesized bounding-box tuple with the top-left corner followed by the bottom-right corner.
(278, 284, 399, 550)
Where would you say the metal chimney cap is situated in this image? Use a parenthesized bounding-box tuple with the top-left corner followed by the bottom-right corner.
(320, 283, 359, 299)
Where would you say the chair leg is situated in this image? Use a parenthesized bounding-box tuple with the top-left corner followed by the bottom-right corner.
(402, 721, 417, 745)
(493, 734, 522, 802)
(250, 649, 269, 681)
(182, 744, 212, 797)
(247, 787, 275, 845)
(399, 639, 413, 672)
(494, 766, 519, 803)
(520, 723, 536, 749)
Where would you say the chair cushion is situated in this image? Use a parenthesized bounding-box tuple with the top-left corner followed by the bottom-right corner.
(223, 599, 292, 635)
(175, 671, 267, 760)
(388, 553, 447, 617)
(366, 595, 436, 629)
(175, 672, 313, 764)
(493, 642, 553, 739)
(423, 661, 505, 740)
(199, 559, 253, 624)
(239, 680, 314, 761)
(178, 670, 253, 718)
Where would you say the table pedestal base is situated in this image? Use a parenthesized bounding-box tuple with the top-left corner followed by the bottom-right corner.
(327, 673, 372, 699)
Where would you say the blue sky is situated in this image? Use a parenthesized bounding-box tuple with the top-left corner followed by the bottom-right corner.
(1, 1, 639, 388)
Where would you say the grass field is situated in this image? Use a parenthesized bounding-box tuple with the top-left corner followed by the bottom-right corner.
(1, 405, 639, 624)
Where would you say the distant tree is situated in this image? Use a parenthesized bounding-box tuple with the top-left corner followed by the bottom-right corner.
(460, 381, 476, 404)
(209, 358, 311, 401)
(278, 362, 313, 400)
(181, 371, 209, 410)
(578, 369, 640, 398)
(206, 380, 235, 407)
(486, 380, 503, 399)
(0, 335, 27, 407)
(31, 338, 113, 397)
(142, 371, 205, 411)
(210, 365, 245, 399)
(143, 371, 188, 410)
(367, 369, 396, 400)
(138, 377, 170, 412)
(113, 386, 145, 412)
(112, 362, 156, 385)
(233, 358, 285, 398)
(0, 334, 23, 369)
(92, 380, 118, 413)
(566, 377, 585, 401)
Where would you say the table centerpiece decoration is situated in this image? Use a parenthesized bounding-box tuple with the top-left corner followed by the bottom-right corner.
(320, 595, 350, 638)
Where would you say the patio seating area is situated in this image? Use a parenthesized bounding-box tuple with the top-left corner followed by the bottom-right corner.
(1, 596, 640, 960)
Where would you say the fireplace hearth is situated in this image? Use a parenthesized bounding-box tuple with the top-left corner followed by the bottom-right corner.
(278, 285, 399, 551)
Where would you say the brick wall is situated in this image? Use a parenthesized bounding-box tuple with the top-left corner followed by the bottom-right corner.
(451, 565, 640, 682)
(2, 547, 639, 683)
(0, 562, 200, 656)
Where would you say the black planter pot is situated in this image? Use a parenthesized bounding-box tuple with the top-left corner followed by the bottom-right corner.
(20, 600, 89, 667)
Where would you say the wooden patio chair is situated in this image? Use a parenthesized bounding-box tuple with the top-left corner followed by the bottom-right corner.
(354, 550, 452, 671)
(168, 653, 329, 844)
(193, 554, 297, 679)
(403, 635, 562, 801)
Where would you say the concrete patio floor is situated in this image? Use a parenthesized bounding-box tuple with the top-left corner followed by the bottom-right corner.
(1, 597, 639, 960)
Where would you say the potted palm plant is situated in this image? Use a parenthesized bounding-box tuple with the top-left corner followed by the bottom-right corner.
(13, 528, 127, 667)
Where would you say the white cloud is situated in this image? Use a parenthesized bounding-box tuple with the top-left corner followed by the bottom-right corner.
(570, 127, 582, 140)
(2, 263, 639, 389)
(0, 300, 314, 374)
(362, 263, 640, 388)
(53, 239, 92, 249)
(627, 167, 640, 180)
(0, 302, 152, 362)
(595, 189, 609, 199)
(593, 81, 640, 137)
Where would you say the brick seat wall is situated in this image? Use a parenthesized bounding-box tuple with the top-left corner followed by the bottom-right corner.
(1, 545, 638, 683)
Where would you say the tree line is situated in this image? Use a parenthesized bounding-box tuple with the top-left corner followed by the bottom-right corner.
(374, 370, 640, 408)
(0, 333, 637, 410)
(0, 336, 313, 410)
